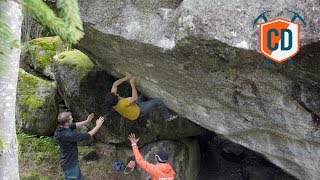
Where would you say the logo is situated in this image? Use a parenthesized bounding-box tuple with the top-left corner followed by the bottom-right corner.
(253, 11, 306, 63)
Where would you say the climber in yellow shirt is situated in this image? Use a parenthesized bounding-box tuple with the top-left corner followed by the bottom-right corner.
(105, 74, 178, 121)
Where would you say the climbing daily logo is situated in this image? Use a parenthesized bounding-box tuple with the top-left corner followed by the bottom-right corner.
(253, 11, 306, 63)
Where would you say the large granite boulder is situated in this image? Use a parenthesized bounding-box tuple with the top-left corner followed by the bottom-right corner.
(78, 0, 319, 50)
(174, 0, 319, 49)
(54, 49, 95, 120)
(16, 69, 58, 136)
(77, 0, 320, 179)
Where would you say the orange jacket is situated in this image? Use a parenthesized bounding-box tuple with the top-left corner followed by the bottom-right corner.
(132, 145, 176, 180)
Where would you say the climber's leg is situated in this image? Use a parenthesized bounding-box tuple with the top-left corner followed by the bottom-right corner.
(135, 94, 147, 105)
(137, 98, 170, 119)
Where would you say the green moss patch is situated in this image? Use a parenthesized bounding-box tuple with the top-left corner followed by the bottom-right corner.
(17, 69, 58, 135)
(0, 134, 5, 150)
(57, 50, 94, 79)
(18, 69, 55, 109)
(22, 36, 70, 79)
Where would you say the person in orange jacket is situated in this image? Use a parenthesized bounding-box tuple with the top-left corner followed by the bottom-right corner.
(128, 133, 176, 180)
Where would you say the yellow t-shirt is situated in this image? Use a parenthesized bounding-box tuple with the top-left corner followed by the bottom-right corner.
(113, 97, 140, 120)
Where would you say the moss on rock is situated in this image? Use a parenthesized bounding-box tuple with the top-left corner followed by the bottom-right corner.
(57, 50, 94, 80)
(18, 70, 52, 109)
(0, 134, 5, 150)
(16, 69, 58, 136)
(22, 36, 70, 80)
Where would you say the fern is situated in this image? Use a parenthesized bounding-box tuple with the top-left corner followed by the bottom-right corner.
(57, 0, 84, 42)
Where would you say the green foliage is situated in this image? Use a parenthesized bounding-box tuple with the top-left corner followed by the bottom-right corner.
(17, 129, 61, 179)
(57, 0, 84, 42)
(23, 171, 49, 180)
(22, 0, 84, 45)
(17, 129, 59, 166)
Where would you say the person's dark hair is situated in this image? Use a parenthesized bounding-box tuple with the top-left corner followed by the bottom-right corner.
(106, 92, 119, 106)
(58, 112, 71, 126)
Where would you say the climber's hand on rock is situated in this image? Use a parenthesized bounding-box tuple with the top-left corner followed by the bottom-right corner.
(130, 77, 136, 83)
(125, 74, 133, 80)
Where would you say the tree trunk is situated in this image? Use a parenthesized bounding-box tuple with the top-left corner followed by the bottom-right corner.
(0, 1, 22, 179)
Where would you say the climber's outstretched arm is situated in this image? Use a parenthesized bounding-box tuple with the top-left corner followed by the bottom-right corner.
(111, 74, 132, 93)
(126, 77, 138, 103)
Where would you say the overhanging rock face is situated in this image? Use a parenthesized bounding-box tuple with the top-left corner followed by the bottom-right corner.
(78, 0, 320, 179)
(78, 0, 320, 50)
